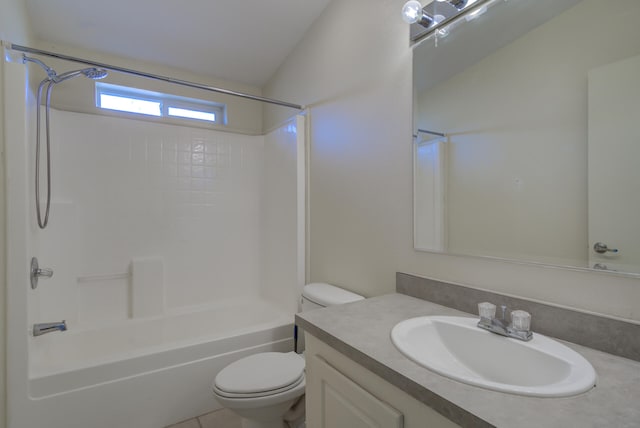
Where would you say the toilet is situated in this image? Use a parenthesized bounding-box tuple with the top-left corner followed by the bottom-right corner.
(212, 283, 364, 428)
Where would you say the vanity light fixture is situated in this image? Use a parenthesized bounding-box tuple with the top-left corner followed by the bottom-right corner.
(437, 0, 469, 11)
(402, 0, 435, 26)
(465, 4, 487, 20)
(402, 0, 493, 44)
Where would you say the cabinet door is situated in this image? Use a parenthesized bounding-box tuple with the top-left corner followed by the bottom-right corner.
(310, 355, 403, 428)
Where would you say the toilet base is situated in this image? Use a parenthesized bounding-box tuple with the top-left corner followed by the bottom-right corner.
(223, 396, 299, 428)
(240, 416, 285, 428)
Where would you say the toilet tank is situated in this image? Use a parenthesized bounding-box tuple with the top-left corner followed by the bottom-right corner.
(301, 283, 364, 312)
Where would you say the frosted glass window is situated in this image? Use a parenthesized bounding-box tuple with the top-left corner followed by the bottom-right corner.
(167, 107, 216, 122)
(96, 82, 226, 125)
(99, 94, 161, 116)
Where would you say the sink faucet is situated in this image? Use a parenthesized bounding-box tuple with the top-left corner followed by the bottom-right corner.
(33, 320, 67, 337)
(489, 304, 509, 332)
(477, 304, 532, 341)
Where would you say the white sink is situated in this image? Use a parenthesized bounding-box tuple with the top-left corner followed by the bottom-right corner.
(391, 316, 596, 397)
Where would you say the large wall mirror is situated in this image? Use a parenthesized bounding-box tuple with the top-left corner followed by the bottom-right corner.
(413, 0, 640, 275)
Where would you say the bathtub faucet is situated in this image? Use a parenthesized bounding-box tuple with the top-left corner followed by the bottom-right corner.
(33, 320, 67, 336)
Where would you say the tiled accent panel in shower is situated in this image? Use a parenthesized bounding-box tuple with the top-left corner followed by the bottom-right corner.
(33, 109, 265, 327)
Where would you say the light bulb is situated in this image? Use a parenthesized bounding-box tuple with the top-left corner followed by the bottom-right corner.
(401, 0, 423, 24)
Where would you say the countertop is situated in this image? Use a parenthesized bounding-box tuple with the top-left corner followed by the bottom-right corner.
(295, 293, 640, 428)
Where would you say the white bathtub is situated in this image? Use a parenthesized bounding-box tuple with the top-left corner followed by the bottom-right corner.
(24, 298, 294, 428)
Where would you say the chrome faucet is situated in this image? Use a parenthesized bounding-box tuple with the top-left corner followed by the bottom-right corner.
(477, 303, 532, 341)
(33, 320, 67, 336)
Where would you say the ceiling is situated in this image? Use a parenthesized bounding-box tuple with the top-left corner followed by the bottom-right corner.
(25, 0, 331, 87)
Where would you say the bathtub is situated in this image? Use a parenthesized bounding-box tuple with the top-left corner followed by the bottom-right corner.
(24, 298, 294, 428)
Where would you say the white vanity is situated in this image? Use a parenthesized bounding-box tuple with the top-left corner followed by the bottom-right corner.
(297, 292, 640, 428)
(305, 333, 458, 428)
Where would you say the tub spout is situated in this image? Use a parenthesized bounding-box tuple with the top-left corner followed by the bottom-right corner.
(33, 320, 67, 336)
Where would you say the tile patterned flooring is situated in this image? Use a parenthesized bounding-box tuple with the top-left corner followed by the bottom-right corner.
(166, 408, 242, 428)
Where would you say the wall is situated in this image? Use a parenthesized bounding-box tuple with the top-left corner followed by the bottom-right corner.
(1, 0, 33, 424)
(264, 0, 640, 321)
(262, 116, 306, 314)
(34, 109, 265, 329)
(29, 41, 265, 135)
(416, 0, 640, 267)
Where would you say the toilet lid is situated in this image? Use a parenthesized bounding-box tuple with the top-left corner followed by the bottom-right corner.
(302, 283, 364, 307)
(214, 352, 305, 394)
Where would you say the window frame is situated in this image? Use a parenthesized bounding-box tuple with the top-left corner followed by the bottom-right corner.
(95, 82, 227, 125)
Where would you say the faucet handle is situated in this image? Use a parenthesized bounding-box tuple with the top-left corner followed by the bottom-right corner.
(30, 257, 54, 290)
(478, 302, 496, 320)
(511, 310, 531, 332)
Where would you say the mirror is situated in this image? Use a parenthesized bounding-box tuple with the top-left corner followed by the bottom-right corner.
(413, 0, 640, 275)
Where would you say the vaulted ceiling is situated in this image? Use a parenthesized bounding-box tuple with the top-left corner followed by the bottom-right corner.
(25, 0, 331, 87)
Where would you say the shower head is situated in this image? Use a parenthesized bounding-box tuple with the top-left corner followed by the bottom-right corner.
(83, 68, 109, 80)
(22, 55, 108, 83)
(53, 67, 108, 83)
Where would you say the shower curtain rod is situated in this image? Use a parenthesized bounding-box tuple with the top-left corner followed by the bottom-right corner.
(416, 128, 446, 138)
(8, 43, 304, 110)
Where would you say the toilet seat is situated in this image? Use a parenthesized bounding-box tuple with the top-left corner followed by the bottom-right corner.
(214, 374, 304, 399)
(214, 352, 305, 399)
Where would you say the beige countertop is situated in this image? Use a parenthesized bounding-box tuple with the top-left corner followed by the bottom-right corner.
(296, 293, 640, 428)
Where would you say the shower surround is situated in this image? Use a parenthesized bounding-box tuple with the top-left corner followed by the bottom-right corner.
(5, 62, 305, 428)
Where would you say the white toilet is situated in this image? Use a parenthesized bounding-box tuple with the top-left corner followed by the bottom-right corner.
(212, 283, 364, 428)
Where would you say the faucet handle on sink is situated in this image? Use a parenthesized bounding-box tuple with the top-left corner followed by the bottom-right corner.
(478, 302, 496, 320)
(511, 310, 531, 332)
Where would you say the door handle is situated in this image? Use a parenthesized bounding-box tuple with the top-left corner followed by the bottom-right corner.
(593, 242, 619, 254)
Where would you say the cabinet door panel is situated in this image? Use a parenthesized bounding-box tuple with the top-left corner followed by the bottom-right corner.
(313, 355, 403, 428)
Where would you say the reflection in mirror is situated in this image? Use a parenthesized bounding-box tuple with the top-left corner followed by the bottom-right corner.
(413, 0, 640, 275)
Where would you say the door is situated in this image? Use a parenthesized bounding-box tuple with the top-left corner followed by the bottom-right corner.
(308, 355, 403, 428)
(588, 54, 640, 273)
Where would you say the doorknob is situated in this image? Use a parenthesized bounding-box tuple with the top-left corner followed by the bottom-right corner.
(593, 242, 619, 254)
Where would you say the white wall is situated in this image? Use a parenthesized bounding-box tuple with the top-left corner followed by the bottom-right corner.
(262, 116, 306, 314)
(33, 109, 265, 329)
(416, 0, 640, 267)
(29, 41, 266, 135)
(1, 1, 33, 425)
(264, 0, 640, 321)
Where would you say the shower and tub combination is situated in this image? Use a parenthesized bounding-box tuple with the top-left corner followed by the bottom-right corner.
(4, 43, 307, 428)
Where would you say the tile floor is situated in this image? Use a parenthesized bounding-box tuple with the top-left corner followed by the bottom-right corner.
(166, 408, 242, 428)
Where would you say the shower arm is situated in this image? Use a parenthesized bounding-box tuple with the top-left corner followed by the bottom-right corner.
(22, 54, 57, 80)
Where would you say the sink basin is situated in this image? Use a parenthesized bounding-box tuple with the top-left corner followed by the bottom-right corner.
(391, 316, 596, 397)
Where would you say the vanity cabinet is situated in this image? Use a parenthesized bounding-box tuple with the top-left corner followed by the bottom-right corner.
(305, 334, 460, 428)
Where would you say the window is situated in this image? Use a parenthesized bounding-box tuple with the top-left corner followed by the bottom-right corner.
(96, 83, 226, 125)
(99, 94, 162, 116)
